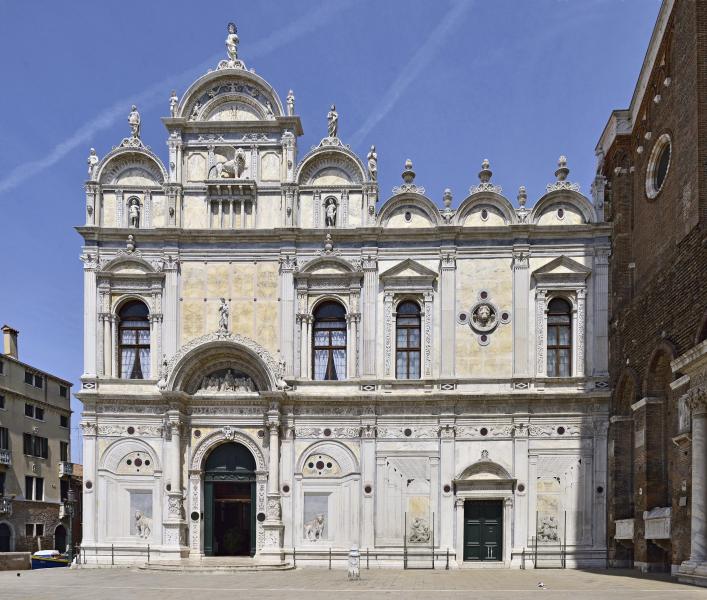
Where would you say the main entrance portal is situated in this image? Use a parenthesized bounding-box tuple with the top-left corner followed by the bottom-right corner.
(463, 500, 503, 561)
(203, 442, 256, 557)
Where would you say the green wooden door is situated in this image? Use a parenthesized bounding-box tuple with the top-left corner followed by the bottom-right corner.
(463, 500, 503, 561)
(204, 481, 215, 556)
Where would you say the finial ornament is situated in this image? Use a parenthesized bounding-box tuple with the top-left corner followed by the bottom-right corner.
(443, 188, 453, 209)
(516, 186, 529, 222)
(392, 159, 425, 194)
(546, 155, 580, 192)
(470, 158, 502, 195)
(87, 148, 99, 178)
(128, 105, 141, 138)
(286, 90, 295, 116)
(327, 104, 338, 138)
(367, 145, 378, 181)
(169, 90, 178, 117)
(126, 234, 136, 253)
(323, 233, 334, 253)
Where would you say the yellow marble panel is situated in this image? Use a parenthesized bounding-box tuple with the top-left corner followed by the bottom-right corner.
(207, 263, 230, 298)
(231, 262, 255, 298)
(102, 193, 116, 226)
(181, 262, 206, 298)
(151, 195, 165, 227)
(183, 197, 207, 229)
(231, 299, 255, 338)
(256, 300, 279, 353)
(256, 262, 279, 300)
(181, 300, 205, 343)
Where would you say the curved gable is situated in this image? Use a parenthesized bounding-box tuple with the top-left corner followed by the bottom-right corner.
(378, 194, 440, 228)
(455, 192, 516, 227)
(297, 142, 366, 185)
(530, 190, 596, 225)
(97, 149, 166, 187)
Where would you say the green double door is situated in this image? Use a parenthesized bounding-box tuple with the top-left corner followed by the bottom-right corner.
(463, 500, 503, 561)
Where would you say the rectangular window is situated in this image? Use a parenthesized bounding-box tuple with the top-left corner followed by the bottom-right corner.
(0, 427, 8, 450)
(24, 372, 43, 388)
(60, 441, 69, 463)
(25, 476, 33, 500)
(34, 375, 43, 389)
(60, 479, 69, 501)
(25, 523, 34, 537)
(0, 360, 4, 374)
(25, 371, 34, 385)
(0, 394, 4, 409)
(23, 434, 48, 458)
(36, 523, 44, 537)
(0, 472, 5, 496)
(60, 414, 69, 428)
(59, 385, 68, 398)
(24, 404, 45, 420)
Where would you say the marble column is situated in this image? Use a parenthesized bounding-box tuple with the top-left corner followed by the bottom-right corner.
(362, 254, 378, 376)
(163, 412, 186, 551)
(360, 415, 376, 549)
(684, 390, 707, 568)
(81, 253, 98, 378)
(262, 407, 284, 561)
(593, 249, 610, 375)
(80, 421, 97, 545)
(279, 255, 296, 377)
(512, 248, 530, 377)
(440, 251, 456, 378)
(593, 419, 608, 549)
(439, 422, 455, 550)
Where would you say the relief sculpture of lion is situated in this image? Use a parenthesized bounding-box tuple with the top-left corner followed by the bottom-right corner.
(303, 514, 325, 541)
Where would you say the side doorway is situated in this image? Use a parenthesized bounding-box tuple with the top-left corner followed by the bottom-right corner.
(463, 500, 503, 562)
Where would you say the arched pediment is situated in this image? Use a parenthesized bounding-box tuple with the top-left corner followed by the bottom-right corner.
(100, 438, 161, 474)
(378, 193, 441, 228)
(454, 192, 516, 226)
(296, 140, 366, 185)
(300, 255, 358, 275)
(178, 71, 284, 122)
(530, 190, 596, 225)
(457, 460, 513, 481)
(160, 332, 285, 393)
(296, 440, 359, 475)
(97, 148, 167, 186)
(99, 254, 159, 275)
(200, 95, 265, 122)
(191, 428, 266, 472)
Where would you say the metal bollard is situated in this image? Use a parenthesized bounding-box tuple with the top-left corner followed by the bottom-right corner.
(329, 547, 332, 570)
(293, 547, 296, 568)
(147, 544, 150, 564)
(446, 548, 449, 570)
(111, 544, 114, 566)
(366, 547, 369, 570)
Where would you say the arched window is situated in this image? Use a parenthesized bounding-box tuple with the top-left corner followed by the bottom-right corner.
(312, 301, 346, 380)
(547, 298, 571, 377)
(119, 301, 150, 379)
(396, 301, 421, 379)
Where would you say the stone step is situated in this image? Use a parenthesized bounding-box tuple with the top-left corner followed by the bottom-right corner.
(139, 560, 294, 572)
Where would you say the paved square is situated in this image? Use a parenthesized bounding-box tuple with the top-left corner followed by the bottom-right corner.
(0, 568, 705, 600)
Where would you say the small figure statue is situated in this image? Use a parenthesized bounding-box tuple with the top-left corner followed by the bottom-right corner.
(327, 104, 338, 138)
(128, 105, 141, 138)
(408, 517, 431, 543)
(218, 297, 229, 332)
(128, 198, 141, 228)
(126, 234, 136, 253)
(87, 148, 99, 178)
(222, 370, 236, 392)
(323, 233, 334, 253)
(265, 100, 274, 119)
(169, 90, 178, 117)
(190, 100, 201, 121)
(367, 145, 377, 181)
(134, 510, 152, 539)
(286, 89, 295, 116)
(304, 514, 325, 541)
(325, 198, 337, 227)
(226, 22, 239, 62)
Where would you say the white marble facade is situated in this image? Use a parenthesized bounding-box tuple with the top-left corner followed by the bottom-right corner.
(77, 24, 611, 568)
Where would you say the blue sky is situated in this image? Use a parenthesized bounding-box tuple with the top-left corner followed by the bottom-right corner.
(0, 0, 660, 460)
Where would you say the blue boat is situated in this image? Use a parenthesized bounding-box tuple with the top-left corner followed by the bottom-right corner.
(31, 550, 70, 569)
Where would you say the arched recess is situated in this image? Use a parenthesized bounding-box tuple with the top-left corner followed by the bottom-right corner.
(162, 333, 284, 393)
(296, 143, 366, 185)
(529, 190, 597, 225)
(643, 342, 676, 509)
(191, 429, 266, 473)
(97, 149, 167, 186)
(377, 193, 441, 228)
(611, 369, 639, 523)
(453, 192, 516, 226)
(0, 521, 14, 552)
(296, 440, 359, 475)
(456, 460, 513, 482)
(99, 437, 161, 474)
(177, 69, 285, 121)
(54, 524, 67, 553)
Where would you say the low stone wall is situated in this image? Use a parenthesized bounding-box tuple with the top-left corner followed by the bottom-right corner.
(0, 552, 31, 571)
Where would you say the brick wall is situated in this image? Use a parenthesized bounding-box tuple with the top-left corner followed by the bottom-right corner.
(602, 0, 707, 571)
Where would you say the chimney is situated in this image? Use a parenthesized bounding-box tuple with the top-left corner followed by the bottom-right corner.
(2, 325, 19, 359)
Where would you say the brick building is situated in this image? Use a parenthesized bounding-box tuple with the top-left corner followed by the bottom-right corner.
(595, 0, 707, 582)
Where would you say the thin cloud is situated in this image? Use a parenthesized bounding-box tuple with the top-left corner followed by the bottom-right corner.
(0, 2, 355, 196)
(350, 0, 472, 149)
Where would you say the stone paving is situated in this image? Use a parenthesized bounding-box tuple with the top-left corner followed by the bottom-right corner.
(0, 567, 705, 600)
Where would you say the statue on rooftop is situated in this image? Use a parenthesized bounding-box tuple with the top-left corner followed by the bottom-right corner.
(327, 104, 338, 138)
(286, 90, 295, 116)
(367, 145, 377, 181)
(226, 22, 239, 62)
(87, 148, 99, 178)
(128, 105, 141, 138)
(169, 90, 178, 117)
